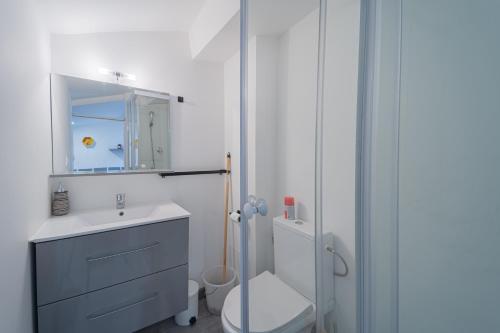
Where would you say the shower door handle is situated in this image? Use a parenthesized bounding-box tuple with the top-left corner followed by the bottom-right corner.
(242, 195, 268, 219)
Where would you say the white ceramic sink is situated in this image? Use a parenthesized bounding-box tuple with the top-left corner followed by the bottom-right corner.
(78, 205, 157, 226)
(30, 202, 191, 243)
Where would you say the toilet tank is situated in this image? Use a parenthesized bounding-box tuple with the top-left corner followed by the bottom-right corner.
(273, 217, 333, 302)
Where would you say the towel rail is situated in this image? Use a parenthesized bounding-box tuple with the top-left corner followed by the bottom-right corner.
(159, 169, 229, 178)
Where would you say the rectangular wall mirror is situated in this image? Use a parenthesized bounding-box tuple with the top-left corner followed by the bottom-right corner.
(51, 74, 171, 175)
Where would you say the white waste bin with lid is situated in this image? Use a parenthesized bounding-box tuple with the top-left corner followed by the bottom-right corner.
(175, 280, 199, 326)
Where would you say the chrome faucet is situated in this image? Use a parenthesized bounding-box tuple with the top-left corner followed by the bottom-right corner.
(116, 193, 126, 209)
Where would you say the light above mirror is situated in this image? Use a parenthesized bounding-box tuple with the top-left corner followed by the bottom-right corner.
(51, 74, 172, 176)
(98, 68, 137, 82)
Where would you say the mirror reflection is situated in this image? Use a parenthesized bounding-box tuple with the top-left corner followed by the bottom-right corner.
(51, 74, 171, 175)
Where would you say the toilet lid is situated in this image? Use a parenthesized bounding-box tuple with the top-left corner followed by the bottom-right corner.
(223, 271, 314, 333)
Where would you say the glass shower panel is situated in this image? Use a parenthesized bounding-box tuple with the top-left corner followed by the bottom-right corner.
(364, 1, 500, 332)
(239, 1, 326, 332)
(398, 1, 500, 332)
(128, 94, 171, 170)
(320, 0, 361, 332)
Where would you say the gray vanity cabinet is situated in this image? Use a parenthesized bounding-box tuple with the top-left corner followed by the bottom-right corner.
(38, 266, 187, 333)
(33, 219, 189, 333)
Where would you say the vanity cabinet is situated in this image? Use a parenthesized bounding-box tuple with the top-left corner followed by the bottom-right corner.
(33, 218, 189, 333)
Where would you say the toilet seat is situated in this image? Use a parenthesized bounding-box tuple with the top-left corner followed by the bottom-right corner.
(221, 271, 315, 333)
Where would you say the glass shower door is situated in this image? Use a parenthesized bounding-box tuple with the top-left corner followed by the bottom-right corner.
(127, 93, 171, 170)
(236, 1, 335, 333)
(360, 1, 500, 332)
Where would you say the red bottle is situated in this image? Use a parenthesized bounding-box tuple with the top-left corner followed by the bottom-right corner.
(284, 196, 295, 220)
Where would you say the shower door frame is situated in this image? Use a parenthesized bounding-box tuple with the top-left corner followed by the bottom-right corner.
(356, 0, 402, 332)
(239, 1, 250, 332)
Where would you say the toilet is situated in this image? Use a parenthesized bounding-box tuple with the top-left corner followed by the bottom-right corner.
(221, 217, 333, 333)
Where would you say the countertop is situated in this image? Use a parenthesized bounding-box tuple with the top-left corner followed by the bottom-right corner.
(30, 201, 190, 243)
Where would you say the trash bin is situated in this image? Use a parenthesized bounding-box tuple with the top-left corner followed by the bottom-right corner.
(175, 280, 199, 326)
(202, 266, 236, 315)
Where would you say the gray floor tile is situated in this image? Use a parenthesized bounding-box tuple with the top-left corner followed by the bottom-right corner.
(137, 299, 223, 333)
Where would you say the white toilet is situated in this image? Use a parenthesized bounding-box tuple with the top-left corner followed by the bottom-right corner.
(221, 217, 333, 333)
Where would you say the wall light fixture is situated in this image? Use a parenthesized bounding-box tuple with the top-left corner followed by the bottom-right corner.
(98, 68, 136, 82)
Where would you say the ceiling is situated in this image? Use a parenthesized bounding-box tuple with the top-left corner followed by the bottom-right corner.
(39, 0, 206, 34)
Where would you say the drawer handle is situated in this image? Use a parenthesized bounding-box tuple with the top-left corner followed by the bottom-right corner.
(86, 241, 161, 263)
(87, 292, 158, 320)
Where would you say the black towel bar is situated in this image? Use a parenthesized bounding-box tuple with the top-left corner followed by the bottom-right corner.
(159, 169, 229, 178)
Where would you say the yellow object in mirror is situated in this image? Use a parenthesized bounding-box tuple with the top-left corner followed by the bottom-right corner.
(82, 136, 95, 148)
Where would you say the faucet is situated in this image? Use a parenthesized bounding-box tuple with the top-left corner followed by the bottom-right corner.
(116, 193, 126, 209)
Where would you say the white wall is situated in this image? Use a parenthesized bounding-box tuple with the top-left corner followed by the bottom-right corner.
(50, 31, 226, 283)
(276, 10, 318, 224)
(223, 51, 242, 274)
(224, 52, 240, 210)
(0, 0, 52, 332)
(252, 36, 279, 275)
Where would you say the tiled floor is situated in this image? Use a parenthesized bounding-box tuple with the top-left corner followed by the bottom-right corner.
(137, 299, 223, 333)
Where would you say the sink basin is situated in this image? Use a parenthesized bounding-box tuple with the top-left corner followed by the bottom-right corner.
(31, 201, 191, 243)
(78, 205, 157, 226)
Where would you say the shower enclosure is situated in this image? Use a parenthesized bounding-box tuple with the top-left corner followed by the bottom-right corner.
(236, 0, 500, 332)
(235, 0, 360, 332)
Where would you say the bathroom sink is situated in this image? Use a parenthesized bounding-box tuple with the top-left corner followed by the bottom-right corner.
(78, 205, 157, 226)
(30, 202, 191, 243)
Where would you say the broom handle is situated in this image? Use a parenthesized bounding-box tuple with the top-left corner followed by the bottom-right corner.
(223, 153, 231, 277)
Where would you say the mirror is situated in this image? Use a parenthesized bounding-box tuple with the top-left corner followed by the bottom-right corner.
(51, 74, 171, 175)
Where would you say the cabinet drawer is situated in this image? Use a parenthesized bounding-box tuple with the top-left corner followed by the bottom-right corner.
(36, 218, 188, 305)
(38, 265, 188, 333)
